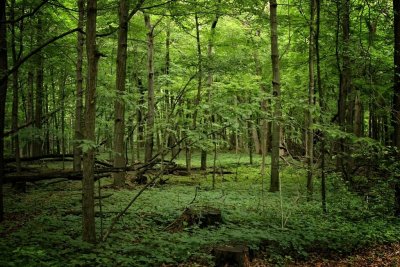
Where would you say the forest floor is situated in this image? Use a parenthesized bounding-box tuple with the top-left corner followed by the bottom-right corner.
(1, 152, 400, 266)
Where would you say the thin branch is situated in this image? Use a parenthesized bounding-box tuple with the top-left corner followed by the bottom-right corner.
(1, 28, 82, 83)
(1, 0, 49, 24)
(3, 107, 61, 137)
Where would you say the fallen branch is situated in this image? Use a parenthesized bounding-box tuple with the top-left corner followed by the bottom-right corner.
(4, 170, 112, 183)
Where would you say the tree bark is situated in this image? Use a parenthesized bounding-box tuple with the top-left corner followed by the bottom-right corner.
(26, 70, 34, 156)
(144, 14, 155, 163)
(316, 0, 326, 213)
(73, 0, 85, 171)
(11, 0, 22, 174)
(269, 0, 282, 192)
(0, 0, 8, 222)
(254, 29, 269, 178)
(393, 0, 400, 216)
(306, 0, 316, 198)
(393, 0, 400, 148)
(82, 0, 98, 243)
(338, 0, 351, 130)
(33, 17, 44, 157)
(113, 0, 129, 186)
(201, 13, 219, 170)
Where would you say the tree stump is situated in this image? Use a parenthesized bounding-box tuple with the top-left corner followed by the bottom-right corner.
(166, 207, 222, 232)
(213, 245, 251, 267)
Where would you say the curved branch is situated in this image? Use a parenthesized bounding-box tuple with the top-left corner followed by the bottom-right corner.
(1, 27, 82, 83)
(2, 0, 49, 24)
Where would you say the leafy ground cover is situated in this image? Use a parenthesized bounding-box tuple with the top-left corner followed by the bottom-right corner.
(1, 152, 399, 266)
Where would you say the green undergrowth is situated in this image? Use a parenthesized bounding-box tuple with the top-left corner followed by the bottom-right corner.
(1, 152, 399, 266)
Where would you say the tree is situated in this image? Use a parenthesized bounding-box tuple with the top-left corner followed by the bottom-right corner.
(73, 0, 85, 172)
(269, 0, 281, 192)
(33, 17, 44, 157)
(82, 0, 98, 243)
(144, 13, 155, 163)
(0, 0, 8, 222)
(306, 0, 316, 198)
(113, 0, 129, 186)
(393, 0, 400, 216)
(11, 0, 22, 174)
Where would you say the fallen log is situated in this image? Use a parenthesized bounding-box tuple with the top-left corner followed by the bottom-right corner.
(4, 169, 114, 183)
(4, 154, 114, 168)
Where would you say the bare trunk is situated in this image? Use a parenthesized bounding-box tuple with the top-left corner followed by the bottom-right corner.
(269, 0, 281, 192)
(316, 0, 326, 213)
(136, 77, 145, 162)
(33, 18, 44, 157)
(113, 0, 129, 186)
(73, 0, 85, 171)
(201, 14, 219, 171)
(82, 0, 98, 243)
(26, 70, 34, 156)
(11, 0, 21, 174)
(144, 14, 155, 163)
(254, 32, 269, 177)
(0, 0, 8, 222)
(354, 90, 362, 137)
(306, 0, 316, 198)
(393, 0, 400, 216)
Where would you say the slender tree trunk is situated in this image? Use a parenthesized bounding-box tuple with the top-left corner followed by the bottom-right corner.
(316, 0, 326, 213)
(201, 14, 219, 171)
(144, 14, 155, 163)
(193, 14, 202, 129)
(113, 0, 129, 186)
(354, 90, 362, 137)
(0, 0, 8, 222)
(11, 0, 21, 174)
(393, 0, 400, 216)
(254, 30, 269, 179)
(339, 0, 351, 130)
(73, 0, 85, 171)
(393, 0, 400, 148)
(247, 119, 253, 165)
(33, 18, 44, 157)
(269, 0, 282, 192)
(306, 0, 316, 198)
(82, 0, 98, 243)
(136, 77, 145, 162)
(26, 70, 34, 156)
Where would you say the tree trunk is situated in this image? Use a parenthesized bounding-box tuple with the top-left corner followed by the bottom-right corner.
(82, 0, 98, 243)
(202, 13, 219, 171)
(11, 0, 22, 174)
(0, 0, 8, 222)
(269, 0, 282, 192)
(393, 0, 400, 148)
(339, 0, 351, 130)
(136, 77, 145, 162)
(73, 0, 85, 171)
(254, 29, 269, 179)
(33, 17, 44, 157)
(113, 0, 129, 186)
(393, 0, 400, 216)
(316, 0, 326, 213)
(144, 14, 155, 163)
(26, 70, 34, 156)
(306, 0, 316, 198)
(354, 90, 362, 137)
